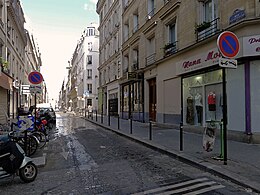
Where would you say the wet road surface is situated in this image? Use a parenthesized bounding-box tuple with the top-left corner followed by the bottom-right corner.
(0, 113, 254, 195)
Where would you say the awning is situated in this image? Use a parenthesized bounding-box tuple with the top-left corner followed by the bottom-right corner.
(0, 72, 13, 90)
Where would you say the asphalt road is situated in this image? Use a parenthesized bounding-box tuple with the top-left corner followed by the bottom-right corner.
(0, 113, 255, 195)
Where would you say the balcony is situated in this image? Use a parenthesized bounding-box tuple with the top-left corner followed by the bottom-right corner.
(196, 18, 220, 42)
(145, 53, 156, 67)
(164, 41, 178, 57)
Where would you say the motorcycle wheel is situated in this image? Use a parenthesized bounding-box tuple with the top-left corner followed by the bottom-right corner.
(32, 131, 47, 149)
(19, 162, 38, 183)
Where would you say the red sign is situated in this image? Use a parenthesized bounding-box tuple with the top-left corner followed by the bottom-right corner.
(217, 31, 240, 58)
(28, 71, 43, 85)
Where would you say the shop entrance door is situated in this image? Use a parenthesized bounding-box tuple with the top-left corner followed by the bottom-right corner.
(148, 78, 156, 121)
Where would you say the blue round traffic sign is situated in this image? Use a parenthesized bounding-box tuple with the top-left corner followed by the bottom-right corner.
(28, 71, 43, 84)
(217, 31, 240, 58)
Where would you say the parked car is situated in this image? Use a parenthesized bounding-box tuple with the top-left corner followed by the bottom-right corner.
(36, 103, 56, 125)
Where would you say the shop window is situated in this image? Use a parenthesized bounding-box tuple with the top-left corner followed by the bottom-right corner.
(183, 69, 223, 126)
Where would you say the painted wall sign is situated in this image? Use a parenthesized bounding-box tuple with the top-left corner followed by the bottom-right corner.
(229, 9, 246, 24)
(176, 48, 221, 75)
(242, 35, 260, 57)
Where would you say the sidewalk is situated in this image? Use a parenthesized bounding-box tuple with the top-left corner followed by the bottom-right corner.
(84, 114, 260, 193)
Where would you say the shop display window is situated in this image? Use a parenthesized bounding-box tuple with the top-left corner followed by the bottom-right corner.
(183, 69, 223, 126)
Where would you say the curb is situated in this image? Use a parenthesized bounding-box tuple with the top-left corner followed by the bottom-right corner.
(86, 118, 260, 194)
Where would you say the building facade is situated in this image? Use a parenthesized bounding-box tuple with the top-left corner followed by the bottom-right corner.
(0, 0, 45, 123)
(96, 0, 122, 116)
(97, 0, 260, 142)
(65, 23, 99, 114)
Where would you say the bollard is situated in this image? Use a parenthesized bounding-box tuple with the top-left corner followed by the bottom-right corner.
(96, 110, 97, 121)
(101, 111, 103, 123)
(149, 121, 152, 140)
(130, 118, 132, 134)
(180, 122, 183, 151)
(108, 112, 110, 126)
(118, 115, 120, 130)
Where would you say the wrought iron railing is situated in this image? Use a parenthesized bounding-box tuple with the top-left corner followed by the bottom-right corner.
(145, 53, 156, 67)
(164, 41, 178, 57)
(196, 18, 220, 42)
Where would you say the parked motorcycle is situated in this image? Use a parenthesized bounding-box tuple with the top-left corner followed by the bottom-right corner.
(0, 134, 38, 183)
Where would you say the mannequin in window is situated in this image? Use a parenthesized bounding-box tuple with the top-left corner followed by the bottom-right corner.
(195, 92, 203, 125)
(208, 91, 216, 120)
(186, 94, 194, 125)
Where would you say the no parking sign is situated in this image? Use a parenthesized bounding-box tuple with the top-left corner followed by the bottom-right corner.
(217, 31, 240, 58)
(28, 71, 43, 85)
(217, 31, 239, 69)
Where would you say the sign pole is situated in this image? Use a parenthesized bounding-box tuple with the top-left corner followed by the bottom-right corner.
(222, 68, 228, 165)
(34, 93, 37, 131)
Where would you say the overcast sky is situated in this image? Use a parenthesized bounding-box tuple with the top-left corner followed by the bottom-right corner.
(21, 0, 99, 101)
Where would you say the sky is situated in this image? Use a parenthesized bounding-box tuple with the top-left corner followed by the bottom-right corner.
(20, 0, 99, 101)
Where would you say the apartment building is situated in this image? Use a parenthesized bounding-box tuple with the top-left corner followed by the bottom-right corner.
(66, 23, 99, 114)
(0, 0, 44, 123)
(96, 0, 122, 116)
(96, 0, 260, 141)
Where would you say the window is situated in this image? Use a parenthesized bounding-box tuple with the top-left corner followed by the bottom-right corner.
(87, 55, 92, 64)
(133, 48, 139, 70)
(124, 23, 129, 41)
(87, 69, 92, 79)
(169, 23, 176, 44)
(146, 37, 155, 66)
(201, 0, 218, 23)
(147, 0, 155, 18)
(87, 84, 92, 94)
(88, 42, 93, 51)
(123, 55, 129, 73)
(133, 13, 139, 33)
(87, 99, 92, 106)
(88, 28, 94, 36)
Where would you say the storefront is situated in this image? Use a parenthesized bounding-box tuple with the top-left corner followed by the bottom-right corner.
(0, 72, 12, 123)
(183, 69, 223, 126)
(177, 48, 223, 127)
(177, 34, 260, 139)
(120, 73, 144, 121)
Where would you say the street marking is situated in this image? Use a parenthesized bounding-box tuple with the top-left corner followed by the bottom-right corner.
(132, 177, 225, 195)
(132, 178, 209, 195)
(183, 184, 225, 195)
(158, 181, 218, 195)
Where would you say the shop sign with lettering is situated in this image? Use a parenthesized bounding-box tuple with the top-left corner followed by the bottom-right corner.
(242, 35, 260, 57)
(176, 48, 221, 75)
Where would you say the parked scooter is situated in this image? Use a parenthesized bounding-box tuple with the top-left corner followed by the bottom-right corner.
(0, 134, 38, 183)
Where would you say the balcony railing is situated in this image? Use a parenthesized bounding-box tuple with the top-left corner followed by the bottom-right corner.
(164, 41, 178, 57)
(196, 18, 220, 42)
(145, 53, 156, 67)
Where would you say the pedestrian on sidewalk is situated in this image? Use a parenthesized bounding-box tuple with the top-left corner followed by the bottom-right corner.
(88, 105, 93, 119)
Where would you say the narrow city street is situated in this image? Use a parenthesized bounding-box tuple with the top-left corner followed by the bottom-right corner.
(0, 113, 254, 195)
